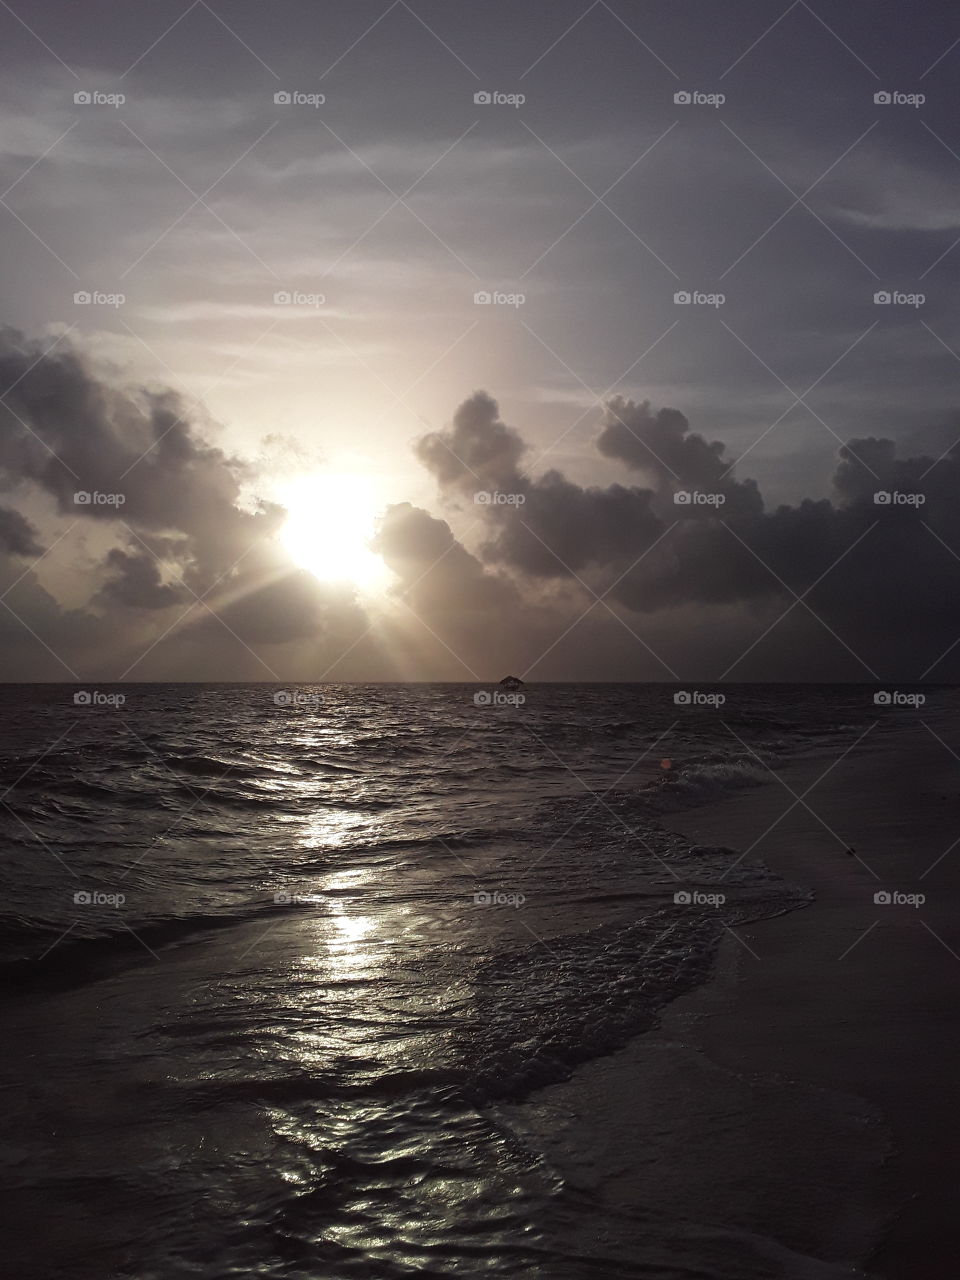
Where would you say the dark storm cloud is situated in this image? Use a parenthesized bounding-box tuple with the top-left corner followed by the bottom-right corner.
(373, 501, 518, 614)
(417, 391, 960, 678)
(596, 398, 764, 519)
(415, 391, 761, 581)
(415, 392, 663, 576)
(415, 391, 526, 493)
(371, 501, 576, 678)
(0, 328, 366, 655)
(0, 326, 273, 585)
(97, 547, 186, 610)
(0, 506, 44, 557)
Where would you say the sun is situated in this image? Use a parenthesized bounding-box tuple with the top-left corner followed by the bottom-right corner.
(277, 472, 389, 592)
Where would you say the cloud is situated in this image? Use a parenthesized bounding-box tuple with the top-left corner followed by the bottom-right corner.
(415, 390, 526, 494)
(415, 391, 662, 576)
(374, 500, 517, 611)
(416, 391, 960, 679)
(0, 329, 380, 670)
(1, 327, 959, 682)
(97, 547, 186, 610)
(596, 398, 764, 517)
(371, 500, 579, 678)
(0, 507, 44, 557)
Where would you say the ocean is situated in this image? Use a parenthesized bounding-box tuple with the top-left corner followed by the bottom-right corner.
(0, 683, 943, 1278)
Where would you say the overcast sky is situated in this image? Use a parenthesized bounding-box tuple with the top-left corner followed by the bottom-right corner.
(1, 0, 959, 681)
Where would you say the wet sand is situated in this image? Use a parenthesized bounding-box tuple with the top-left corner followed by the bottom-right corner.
(506, 720, 960, 1277)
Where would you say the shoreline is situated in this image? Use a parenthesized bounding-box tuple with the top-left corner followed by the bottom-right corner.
(504, 722, 960, 1277)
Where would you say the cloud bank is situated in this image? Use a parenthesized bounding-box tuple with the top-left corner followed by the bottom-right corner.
(0, 329, 958, 681)
(416, 391, 960, 679)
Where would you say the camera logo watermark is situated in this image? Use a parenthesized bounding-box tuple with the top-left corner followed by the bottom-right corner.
(873, 690, 925, 707)
(74, 490, 125, 507)
(274, 690, 324, 708)
(274, 289, 325, 308)
(674, 690, 726, 707)
(474, 290, 525, 308)
(74, 290, 125, 308)
(73, 690, 126, 707)
(674, 490, 725, 507)
(674, 889, 726, 906)
(273, 90, 326, 107)
(74, 890, 125, 906)
(474, 90, 525, 108)
(474, 490, 525, 506)
(473, 889, 526, 907)
(873, 490, 925, 506)
(74, 90, 125, 108)
(873, 91, 924, 108)
(873, 290, 924, 308)
(674, 290, 725, 307)
(874, 890, 925, 907)
(674, 90, 725, 108)
(274, 891, 323, 905)
(474, 690, 526, 707)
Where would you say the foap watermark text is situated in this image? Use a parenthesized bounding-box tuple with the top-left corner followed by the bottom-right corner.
(74, 690, 125, 707)
(474, 690, 525, 707)
(873, 691, 925, 707)
(674, 690, 726, 707)
(473, 889, 525, 907)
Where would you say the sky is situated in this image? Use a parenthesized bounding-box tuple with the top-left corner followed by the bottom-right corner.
(0, 0, 959, 681)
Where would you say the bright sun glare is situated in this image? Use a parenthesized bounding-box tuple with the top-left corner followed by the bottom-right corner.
(278, 473, 389, 592)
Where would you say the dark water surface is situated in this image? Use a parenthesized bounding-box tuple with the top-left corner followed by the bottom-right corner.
(0, 683, 944, 1278)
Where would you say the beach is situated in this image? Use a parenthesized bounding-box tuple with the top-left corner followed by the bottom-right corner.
(506, 719, 960, 1277)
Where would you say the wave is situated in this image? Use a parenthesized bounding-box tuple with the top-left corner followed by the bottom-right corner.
(162, 753, 283, 779)
(0, 905, 274, 989)
(651, 759, 769, 806)
(0, 813, 506, 978)
(461, 890, 806, 1104)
